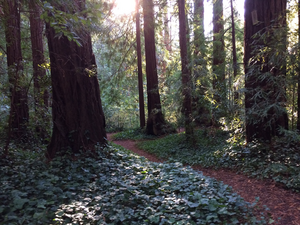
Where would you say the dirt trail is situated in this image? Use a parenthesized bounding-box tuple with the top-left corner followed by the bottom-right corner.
(107, 133, 300, 225)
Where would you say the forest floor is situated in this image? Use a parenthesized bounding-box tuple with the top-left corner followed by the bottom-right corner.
(107, 133, 300, 225)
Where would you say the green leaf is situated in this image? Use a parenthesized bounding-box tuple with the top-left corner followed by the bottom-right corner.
(13, 198, 29, 210)
(206, 214, 218, 221)
(44, 190, 54, 196)
(217, 207, 228, 214)
(33, 212, 44, 219)
(37, 201, 47, 209)
(149, 215, 160, 223)
(188, 202, 200, 208)
(208, 203, 218, 211)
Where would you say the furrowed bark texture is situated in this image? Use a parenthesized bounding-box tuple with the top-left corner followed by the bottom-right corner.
(297, 0, 300, 132)
(212, 0, 225, 111)
(178, 0, 193, 137)
(136, 0, 145, 128)
(46, 0, 106, 158)
(193, 0, 210, 126)
(29, 0, 50, 139)
(3, 0, 29, 140)
(143, 0, 167, 135)
(244, 0, 288, 142)
(29, 0, 48, 108)
(230, 0, 238, 103)
(194, 0, 205, 62)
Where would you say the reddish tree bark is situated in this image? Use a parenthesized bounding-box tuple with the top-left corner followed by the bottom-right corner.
(230, 0, 238, 103)
(29, 0, 50, 139)
(142, 0, 169, 135)
(29, 0, 49, 108)
(212, 0, 225, 112)
(244, 0, 288, 142)
(135, 0, 145, 128)
(297, 0, 300, 132)
(46, 0, 106, 158)
(178, 0, 193, 138)
(3, 0, 29, 140)
(194, 0, 205, 62)
(193, 0, 210, 126)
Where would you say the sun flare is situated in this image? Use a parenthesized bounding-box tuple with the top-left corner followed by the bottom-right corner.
(113, 0, 136, 16)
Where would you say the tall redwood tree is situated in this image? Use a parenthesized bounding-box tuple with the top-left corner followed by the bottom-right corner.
(29, 0, 48, 106)
(135, 0, 145, 128)
(212, 0, 225, 120)
(230, 0, 238, 103)
(3, 0, 29, 140)
(193, 0, 210, 126)
(194, 0, 205, 64)
(297, 0, 300, 132)
(29, 0, 49, 138)
(244, 0, 288, 142)
(142, 0, 168, 135)
(46, 0, 106, 158)
(178, 0, 193, 138)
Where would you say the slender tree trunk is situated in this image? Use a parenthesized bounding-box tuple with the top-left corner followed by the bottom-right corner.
(29, 0, 50, 139)
(136, 0, 145, 128)
(164, 4, 171, 52)
(230, 0, 238, 103)
(244, 0, 288, 142)
(161, 1, 171, 76)
(185, 5, 191, 68)
(46, 0, 106, 158)
(297, 0, 300, 132)
(194, 0, 205, 63)
(143, 0, 169, 135)
(193, 0, 210, 126)
(292, 79, 296, 130)
(212, 0, 225, 122)
(29, 0, 48, 108)
(3, 0, 29, 141)
(178, 0, 194, 138)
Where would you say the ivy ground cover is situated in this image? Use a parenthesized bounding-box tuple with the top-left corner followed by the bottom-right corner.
(0, 144, 268, 224)
(136, 129, 300, 192)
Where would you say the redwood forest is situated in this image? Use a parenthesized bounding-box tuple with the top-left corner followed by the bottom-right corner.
(1, 0, 300, 224)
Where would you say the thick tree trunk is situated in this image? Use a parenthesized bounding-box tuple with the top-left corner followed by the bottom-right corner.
(143, 0, 168, 135)
(244, 0, 288, 142)
(178, 0, 194, 138)
(46, 0, 106, 158)
(136, 0, 145, 128)
(212, 0, 225, 122)
(3, 0, 29, 140)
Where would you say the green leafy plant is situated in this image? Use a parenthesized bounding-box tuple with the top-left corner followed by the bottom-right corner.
(138, 128, 300, 192)
(0, 140, 269, 224)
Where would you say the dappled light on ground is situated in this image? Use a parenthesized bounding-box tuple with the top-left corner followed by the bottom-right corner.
(1, 139, 268, 224)
(108, 133, 300, 225)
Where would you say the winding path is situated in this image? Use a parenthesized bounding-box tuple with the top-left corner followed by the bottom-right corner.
(107, 133, 300, 225)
